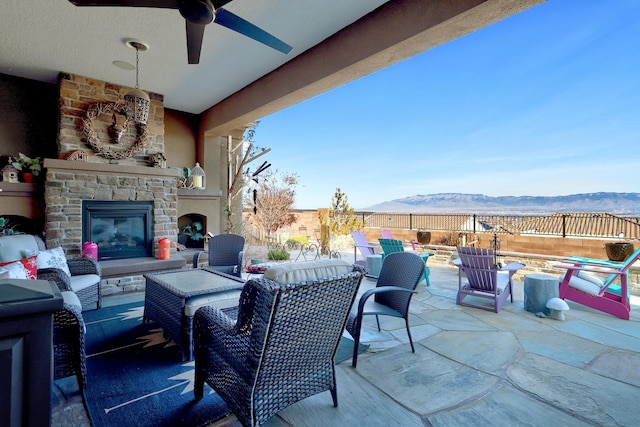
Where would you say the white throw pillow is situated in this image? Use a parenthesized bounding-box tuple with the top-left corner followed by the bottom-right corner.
(0, 261, 28, 279)
(32, 247, 71, 277)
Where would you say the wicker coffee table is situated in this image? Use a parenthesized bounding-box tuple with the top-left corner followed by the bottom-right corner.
(143, 267, 245, 361)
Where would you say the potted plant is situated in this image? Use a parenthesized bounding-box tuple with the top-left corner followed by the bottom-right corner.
(12, 152, 42, 182)
(179, 221, 204, 247)
(604, 233, 635, 262)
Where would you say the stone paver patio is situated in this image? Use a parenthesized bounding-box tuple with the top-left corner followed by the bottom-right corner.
(53, 262, 640, 426)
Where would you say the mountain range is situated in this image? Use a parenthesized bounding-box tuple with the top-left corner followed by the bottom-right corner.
(364, 192, 640, 215)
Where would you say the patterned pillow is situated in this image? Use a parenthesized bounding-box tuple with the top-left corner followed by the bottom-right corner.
(0, 260, 28, 279)
(32, 247, 71, 277)
(0, 256, 37, 280)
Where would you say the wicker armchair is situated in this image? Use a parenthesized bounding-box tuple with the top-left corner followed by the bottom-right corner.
(192, 233, 244, 277)
(0, 234, 92, 390)
(193, 260, 364, 427)
(53, 292, 87, 391)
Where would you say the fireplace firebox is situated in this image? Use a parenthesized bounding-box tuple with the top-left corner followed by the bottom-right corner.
(82, 200, 153, 260)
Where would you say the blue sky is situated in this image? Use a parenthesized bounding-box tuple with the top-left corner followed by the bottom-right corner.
(254, 0, 640, 210)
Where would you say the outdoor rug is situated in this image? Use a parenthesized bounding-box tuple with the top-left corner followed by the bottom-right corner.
(83, 302, 229, 427)
(83, 302, 368, 426)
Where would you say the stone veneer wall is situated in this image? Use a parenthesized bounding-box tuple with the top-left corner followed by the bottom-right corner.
(43, 159, 179, 258)
(57, 72, 164, 165)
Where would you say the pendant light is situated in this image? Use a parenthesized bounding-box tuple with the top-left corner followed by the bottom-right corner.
(123, 38, 150, 125)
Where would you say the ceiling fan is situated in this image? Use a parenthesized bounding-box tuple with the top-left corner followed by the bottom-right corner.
(68, 0, 293, 64)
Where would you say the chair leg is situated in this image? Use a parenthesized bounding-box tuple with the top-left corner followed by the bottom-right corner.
(194, 366, 205, 400)
(405, 317, 415, 353)
(351, 323, 362, 368)
(375, 315, 381, 332)
(330, 386, 338, 407)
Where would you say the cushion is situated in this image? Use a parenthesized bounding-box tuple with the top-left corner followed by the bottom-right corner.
(28, 247, 71, 277)
(61, 290, 83, 312)
(577, 271, 605, 287)
(264, 259, 353, 284)
(184, 290, 242, 316)
(0, 234, 40, 263)
(69, 274, 101, 293)
(567, 274, 602, 296)
(0, 261, 28, 279)
(0, 256, 37, 280)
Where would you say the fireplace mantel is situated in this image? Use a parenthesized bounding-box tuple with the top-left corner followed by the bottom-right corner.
(44, 159, 179, 179)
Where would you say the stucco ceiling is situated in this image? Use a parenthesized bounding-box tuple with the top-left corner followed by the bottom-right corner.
(0, 0, 389, 114)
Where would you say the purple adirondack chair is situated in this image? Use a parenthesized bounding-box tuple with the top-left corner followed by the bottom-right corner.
(350, 231, 378, 267)
(454, 246, 524, 313)
(554, 247, 640, 320)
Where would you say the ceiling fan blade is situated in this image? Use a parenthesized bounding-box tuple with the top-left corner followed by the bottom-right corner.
(214, 8, 292, 54)
(69, 0, 179, 8)
(186, 21, 206, 64)
(211, 0, 234, 9)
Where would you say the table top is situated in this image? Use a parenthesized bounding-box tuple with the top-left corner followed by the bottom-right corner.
(144, 267, 245, 298)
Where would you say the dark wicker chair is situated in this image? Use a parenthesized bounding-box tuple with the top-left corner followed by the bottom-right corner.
(346, 252, 426, 367)
(192, 233, 245, 277)
(193, 262, 364, 427)
(53, 294, 87, 391)
(0, 234, 91, 390)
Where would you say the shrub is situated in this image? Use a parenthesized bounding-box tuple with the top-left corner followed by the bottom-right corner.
(285, 235, 308, 248)
(268, 248, 290, 261)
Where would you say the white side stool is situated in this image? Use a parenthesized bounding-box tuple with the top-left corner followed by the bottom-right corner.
(524, 274, 559, 315)
(366, 254, 383, 277)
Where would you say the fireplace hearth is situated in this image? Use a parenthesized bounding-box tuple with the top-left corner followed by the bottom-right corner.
(83, 200, 153, 260)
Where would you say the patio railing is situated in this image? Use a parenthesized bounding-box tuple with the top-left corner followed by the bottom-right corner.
(354, 212, 640, 240)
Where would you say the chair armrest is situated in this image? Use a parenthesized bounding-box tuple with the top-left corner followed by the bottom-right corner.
(563, 256, 623, 268)
(238, 250, 244, 270)
(38, 268, 72, 292)
(192, 250, 207, 268)
(357, 286, 417, 312)
(500, 262, 525, 272)
(194, 305, 239, 334)
(67, 257, 101, 276)
(553, 264, 625, 276)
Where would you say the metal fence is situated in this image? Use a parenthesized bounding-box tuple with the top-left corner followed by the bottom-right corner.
(356, 212, 640, 240)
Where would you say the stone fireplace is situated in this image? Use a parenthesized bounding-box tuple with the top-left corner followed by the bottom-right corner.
(82, 200, 154, 260)
(43, 159, 178, 259)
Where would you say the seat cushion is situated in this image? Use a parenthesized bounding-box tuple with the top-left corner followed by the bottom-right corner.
(264, 259, 353, 284)
(0, 235, 40, 263)
(61, 290, 83, 312)
(69, 274, 101, 293)
(567, 274, 602, 296)
(184, 290, 242, 316)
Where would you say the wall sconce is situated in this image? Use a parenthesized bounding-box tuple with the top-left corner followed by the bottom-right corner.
(191, 162, 205, 189)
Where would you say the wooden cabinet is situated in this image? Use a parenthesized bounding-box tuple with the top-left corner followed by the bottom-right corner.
(0, 279, 62, 427)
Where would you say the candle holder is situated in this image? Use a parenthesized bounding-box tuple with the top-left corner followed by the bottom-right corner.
(191, 162, 205, 189)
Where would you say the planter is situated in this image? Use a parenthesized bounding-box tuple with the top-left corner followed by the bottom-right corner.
(21, 172, 34, 183)
(416, 231, 431, 244)
(604, 242, 635, 262)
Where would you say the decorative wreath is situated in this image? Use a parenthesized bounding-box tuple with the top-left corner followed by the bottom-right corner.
(81, 102, 149, 159)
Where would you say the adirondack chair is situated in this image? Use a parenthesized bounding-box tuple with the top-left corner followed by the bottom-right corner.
(554, 247, 640, 320)
(378, 238, 433, 286)
(350, 231, 378, 267)
(454, 246, 524, 313)
(380, 229, 419, 250)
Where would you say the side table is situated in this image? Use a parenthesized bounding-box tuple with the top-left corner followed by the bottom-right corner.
(524, 274, 559, 315)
